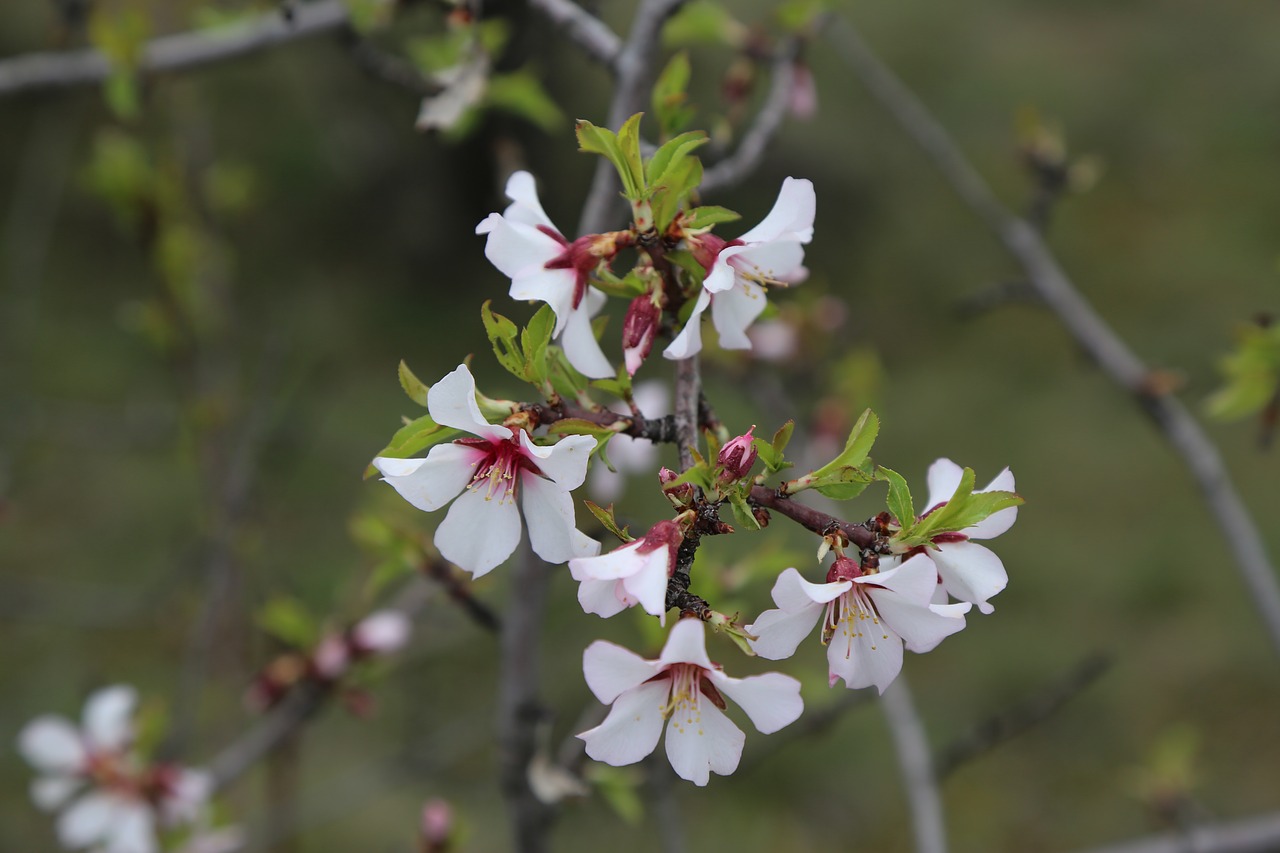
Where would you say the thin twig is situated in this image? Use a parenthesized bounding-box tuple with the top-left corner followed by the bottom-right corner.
(827, 16, 1280, 659)
(0, 1, 350, 98)
(1073, 812, 1280, 853)
(881, 678, 948, 853)
(528, 0, 622, 71)
(740, 690, 873, 771)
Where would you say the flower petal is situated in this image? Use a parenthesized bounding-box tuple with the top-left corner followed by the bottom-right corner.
(859, 553, 939, 606)
(925, 457, 964, 512)
(576, 578, 630, 619)
(559, 300, 615, 379)
(736, 177, 815, 244)
(58, 791, 117, 847)
(518, 432, 595, 491)
(745, 604, 823, 661)
(620, 549, 671, 619)
(502, 171, 555, 229)
(427, 365, 511, 441)
(664, 696, 744, 786)
(433, 484, 522, 577)
(520, 474, 599, 565)
(373, 444, 484, 513)
(826, 613, 904, 694)
(656, 619, 714, 670)
(579, 679, 669, 767)
(662, 290, 710, 360)
(510, 267, 575, 331)
(968, 466, 1018, 539)
(870, 587, 970, 654)
(710, 282, 768, 350)
(709, 671, 803, 734)
(569, 540, 643, 582)
(31, 775, 81, 811)
(17, 716, 86, 774)
(82, 685, 136, 752)
(930, 541, 1008, 614)
(106, 800, 156, 853)
(727, 240, 807, 287)
(583, 640, 662, 703)
(770, 567, 850, 611)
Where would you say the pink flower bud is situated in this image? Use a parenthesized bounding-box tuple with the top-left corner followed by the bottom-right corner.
(717, 426, 758, 482)
(622, 293, 661, 376)
(788, 61, 818, 120)
(311, 634, 350, 680)
(351, 610, 412, 655)
(659, 467, 694, 505)
(421, 799, 454, 850)
(826, 556, 863, 583)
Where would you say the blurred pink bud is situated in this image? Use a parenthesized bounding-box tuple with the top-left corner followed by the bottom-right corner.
(352, 610, 412, 655)
(717, 426, 758, 482)
(312, 634, 350, 680)
(788, 61, 818, 120)
(622, 294, 661, 376)
(421, 798, 454, 850)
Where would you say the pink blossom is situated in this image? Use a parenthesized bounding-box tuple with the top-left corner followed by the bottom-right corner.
(578, 619, 803, 786)
(716, 425, 758, 482)
(569, 520, 682, 620)
(373, 364, 599, 576)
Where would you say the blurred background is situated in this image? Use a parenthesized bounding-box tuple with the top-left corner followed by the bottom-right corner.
(2, 0, 1279, 850)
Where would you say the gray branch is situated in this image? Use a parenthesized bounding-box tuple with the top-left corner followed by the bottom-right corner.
(0, 1, 350, 98)
(1074, 812, 1280, 853)
(882, 678, 948, 853)
(528, 0, 623, 72)
(827, 16, 1280, 659)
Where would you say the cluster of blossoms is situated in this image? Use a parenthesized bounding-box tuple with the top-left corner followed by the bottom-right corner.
(369, 130, 1021, 786)
(17, 686, 219, 853)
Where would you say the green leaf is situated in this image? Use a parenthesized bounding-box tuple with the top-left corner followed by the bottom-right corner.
(875, 466, 915, 528)
(481, 300, 525, 380)
(576, 116, 646, 200)
(1206, 322, 1280, 421)
(772, 420, 795, 456)
(257, 597, 320, 649)
(398, 360, 430, 407)
(484, 70, 564, 134)
(650, 153, 703, 232)
(789, 410, 879, 496)
(646, 130, 709, 188)
(590, 765, 644, 825)
(841, 409, 879, 469)
(728, 490, 760, 531)
(663, 1, 744, 48)
(591, 362, 634, 400)
(683, 205, 742, 229)
(652, 52, 694, 138)
(912, 467, 976, 540)
(583, 500, 633, 542)
(813, 466, 874, 500)
(521, 304, 556, 385)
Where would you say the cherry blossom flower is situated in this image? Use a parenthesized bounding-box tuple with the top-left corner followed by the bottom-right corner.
(17, 685, 213, 853)
(476, 171, 626, 378)
(747, 555, 970, 693)
(916, 458, 1018, 614)
(665, 177, 815, 359)
(373, 364, 599, 577)
(569, 519, 682, 620)
(578, 619, 803, 786)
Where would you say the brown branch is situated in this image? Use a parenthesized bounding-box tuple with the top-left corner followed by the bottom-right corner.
(748, 484, 878, 550)
(827, 16, 1280, 659)
(522, 400, 678, 444)
(420, 556, 501, 633)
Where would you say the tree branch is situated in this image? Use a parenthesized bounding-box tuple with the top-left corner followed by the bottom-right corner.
(528, 0, 622, 72)
(1074, 812, 1280, 853)
(881, 677, 949, 853)
(0, 1, 350, 98)
(748, 484, 879, 550)
(827, 16, 1280, 659)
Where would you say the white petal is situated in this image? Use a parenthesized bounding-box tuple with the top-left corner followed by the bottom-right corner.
(353, 611, 412, 653)
(859, 553, 939, 606)
(577, 578, 630, 618)
(620, 549, 671, 619)
(736, 177, 815, 244)
(569, 540, 644, 581)
(520, 474, 598, 565)
(664, 696, 744, 786)
(480, 215, 562, 280)
(510, 267, 575, 331)
(746, 604, 822, 660)
(518, 431, 595, 491)
(931, 541, 1008, 614)
(426, 364, 511, 441)
(583, 640, 662, 703)
(826, 613, 904, 694)
(373, 444, 484, 512)
(770, 567, 850, 611)
(710, 282, 769, 350)
(502, 170, 556, 229)
(727, 240, 807, 287)
(870, 586, 970, 654)
(31, 775, 81, 811)
(709, 671, 803, 734)
(924, 457, 964, 512)
(968, 467, 1018, 539)
(559, 301, 614, 379)
(17, 716, 86, 774)
(58, 792, 117, 847)
(82, 686, 136, 752)
(580, 679, 669, 768)
(656, 619, 713, 670)
(106, 801, 156, 853)
(701, 255, 739, 294)
(662, 290, 710, 360)
(433, 485, 522, 577)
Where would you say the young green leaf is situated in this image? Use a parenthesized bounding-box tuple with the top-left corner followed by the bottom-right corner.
(481, 300, 524, 380)
(256, 597, 320, 649)
(583, 500, 633, 543)
(875, 466, 915, 529)
(652, 52, 694, 137)
(521, 304, 556, 384)
(682, 205, 742, 230)
(398, 360, 430, 407)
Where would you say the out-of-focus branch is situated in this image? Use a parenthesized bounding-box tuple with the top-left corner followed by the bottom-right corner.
(528, 0, 622, 71)
(936, 653, 1111, 780)
(700, 39, 798, 195)
(741, 690, 873, 771)
(0, 1, 350, 98)
(827, 16, 1280, 659)
(1074, 813, 1280, 853)
(882, 678, 949, 853)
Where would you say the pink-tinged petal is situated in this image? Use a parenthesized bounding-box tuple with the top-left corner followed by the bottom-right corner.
(770, 567, 851, 610)
(858, 553, 939, 606)
(924, 457, 964, 511)
(968, 467, 1018, 539)
(18, 716, 86, 774)
(502, 171, 555, 229)
(583, 640, 662, 702)
(518, 431, 595, 491)
(664, 696, 744, 786)
(559, 302, 615, 379)
(746, 604, 823, 660)
(426, 365, 511, 441)
(106, 801, 156, 853)
(82, 685, 136, 752)
(736, 177, 815, 244)
(620, 549, 671, 619)
(727, 240, 807, 287)
(708, 671, 803, 734)
(480, 215, 561, 280)
(353, 611, 412, 653)
(577, 578, 630, 618)
(510, 267, 575, 330)
(826, 614, 904, 694)
(662, 290, 710, 360)
(569, 541, 643, 581)
(710, 281, 769, 350)
(931, 541, 1008, 614)
(433, 485, 522, 577)
(161, 769, 211, 823)
(870, 587, 970, 654)
(58, 791, 117, 847)
(579, 679, 669, 767)
(31, 776, 81, 811)
(374, 444, 485, 513)
(520, 474, 599, 565)
(657, 619, 714, 670)
(702, 256, 739, 294)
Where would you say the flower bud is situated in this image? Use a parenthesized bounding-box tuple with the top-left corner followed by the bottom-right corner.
(659, 467, 694, 506)
(311, 634, 350, 680)
(826, 556, 863, 584)
(622, 293, 661, 376)
(716, 426, 758, 482)
(421, 799, 454, 852)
